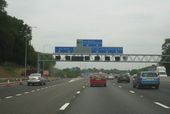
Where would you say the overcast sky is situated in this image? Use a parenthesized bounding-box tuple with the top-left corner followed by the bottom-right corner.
(5, 0, 170, 70)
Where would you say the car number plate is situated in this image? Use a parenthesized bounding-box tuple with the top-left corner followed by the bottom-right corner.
(147, 77, 153, 80)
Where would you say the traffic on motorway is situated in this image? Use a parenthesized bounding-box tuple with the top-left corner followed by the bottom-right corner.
(1, 0, 170, 114)
(0, 71, 170, 114)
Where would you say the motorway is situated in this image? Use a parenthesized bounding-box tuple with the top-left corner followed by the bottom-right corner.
(0, 77, 170, 114)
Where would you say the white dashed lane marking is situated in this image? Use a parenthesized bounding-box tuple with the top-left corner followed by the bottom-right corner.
(37, 89, 40, 91)
(16, 94, 22, 97)
(76, 91, 80, 95)
(5, 96, 13, 99)
(24, 92, 29, 94)
(129, 90, 135, 94)
(69, 79, 75, 83)
(59, 103, 70, 111)
(31, 90, 35, 93)
(154, 102, 170, 109)
(1, 86, 52, 101)
(118, 86, 122, 88)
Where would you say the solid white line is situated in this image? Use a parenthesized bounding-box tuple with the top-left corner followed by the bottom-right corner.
(16, 94, 22, 97)
(59, 103, 70, 111)
(76, 91, 80, 94)
(129, 90, 135, 94)
(154, 102, 170, 109)
(41, 88, 45, 90)
(5, 96, 13, 99)
(24, 92, 29, 94)
(83, 86, 85, 89)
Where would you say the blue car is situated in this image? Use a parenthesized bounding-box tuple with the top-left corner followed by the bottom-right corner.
(133, 71, 160, 89)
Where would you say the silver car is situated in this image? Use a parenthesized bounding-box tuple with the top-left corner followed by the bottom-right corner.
(27, 73, 46, 86)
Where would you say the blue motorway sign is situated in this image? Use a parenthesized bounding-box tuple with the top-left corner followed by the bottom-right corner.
(91, 47, 123, 54)
(55, 47, 74, 53)
(80, 39, 102, 47)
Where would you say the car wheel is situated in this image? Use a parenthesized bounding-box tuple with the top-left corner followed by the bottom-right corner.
(41, 82, 43, 86)
(44, 82, 46, 85)
(155, 85, 159, 89)
(27, 83, 30, 86)
(90, 84, 93, 87)
(137, 83, 141, 89)
(133, 84, 136, 88)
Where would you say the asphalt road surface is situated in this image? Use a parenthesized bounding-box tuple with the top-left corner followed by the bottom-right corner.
(64, 79, 170, 114)
(0, 77, 170, 114)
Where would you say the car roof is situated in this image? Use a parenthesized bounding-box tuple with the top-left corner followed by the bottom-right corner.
(30, 73, 41, 76)
(141, 71, 157, 73)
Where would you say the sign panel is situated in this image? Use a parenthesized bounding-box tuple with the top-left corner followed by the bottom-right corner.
(55, 47, 74, 53)
(91, 47, 123, 54)
(79, 39, 102, 47)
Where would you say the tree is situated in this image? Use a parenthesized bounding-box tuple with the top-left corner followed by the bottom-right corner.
(161, 38, 170, 75)
(0, 0, 38, 67)
(39, 53, 55, 71)
(0, 0, 7, 13)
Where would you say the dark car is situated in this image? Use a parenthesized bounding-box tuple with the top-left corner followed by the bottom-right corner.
(133, 71, 160, 89)
(117, 74, 130, 83)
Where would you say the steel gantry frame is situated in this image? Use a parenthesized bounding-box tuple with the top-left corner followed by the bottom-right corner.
(36, 53, 170, 72)
(38, 53, 170, 63)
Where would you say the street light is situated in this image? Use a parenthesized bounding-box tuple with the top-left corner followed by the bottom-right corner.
(25, 26, 37, 77)
(24, 37, 28, 77)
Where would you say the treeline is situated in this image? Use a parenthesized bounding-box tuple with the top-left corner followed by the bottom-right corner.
(39, 53, 56, 72)
(0, 0, 37, 66)
(161, 38, 170, 75)
(54, 67, 81, 78)
(130, 38, 170, 76)
(0, 0, 56, 71)
(53, 67, 128, 78)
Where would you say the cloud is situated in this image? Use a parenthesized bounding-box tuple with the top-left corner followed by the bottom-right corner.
(6, 0, 170, 69)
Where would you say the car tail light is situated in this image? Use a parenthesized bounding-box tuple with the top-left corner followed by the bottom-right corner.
(140, 76, 143, 80)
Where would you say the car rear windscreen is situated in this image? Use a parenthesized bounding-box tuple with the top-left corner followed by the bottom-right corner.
(159, 72, 166, 75)
(142, 73, 157, 77)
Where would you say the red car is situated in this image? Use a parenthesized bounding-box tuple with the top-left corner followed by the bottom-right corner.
(90, 75, 107, 87)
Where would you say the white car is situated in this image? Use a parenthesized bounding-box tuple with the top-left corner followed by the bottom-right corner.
(27, 73, 46, 86)
(107, 75, 114, 80)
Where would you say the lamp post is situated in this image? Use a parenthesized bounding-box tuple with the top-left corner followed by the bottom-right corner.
(24, 26, 37, 77)
(24, 38, 28, 77)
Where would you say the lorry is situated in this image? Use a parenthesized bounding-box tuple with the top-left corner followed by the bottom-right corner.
(156, 66, 167, 77)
